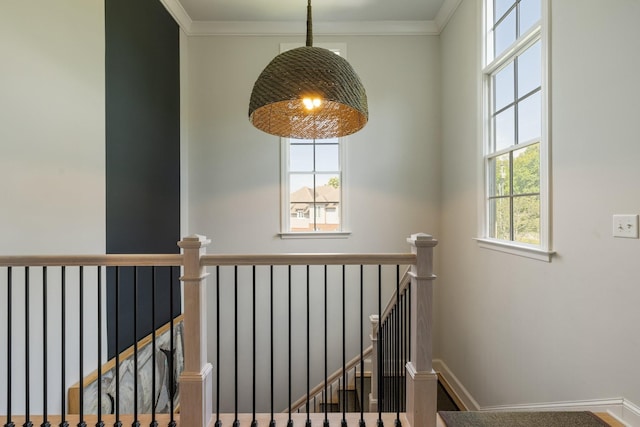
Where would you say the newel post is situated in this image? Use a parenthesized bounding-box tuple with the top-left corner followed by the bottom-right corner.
(405, 233, 438, 427)
(369, 314, 380, 413)
(178, 235, 214, 427)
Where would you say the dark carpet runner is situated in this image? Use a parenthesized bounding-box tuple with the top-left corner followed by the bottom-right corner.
(439, 411, 610, 427)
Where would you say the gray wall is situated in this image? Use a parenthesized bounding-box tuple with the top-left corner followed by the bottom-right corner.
(184, 33, 442, 412)
(438, 0, 640, 420)
(184, 34, 441, 254)
(0, 0, 105, 413)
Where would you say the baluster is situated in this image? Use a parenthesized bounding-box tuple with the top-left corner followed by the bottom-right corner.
(330, 383, 334, 412)
(306, 265, 311, 427)
(399, 283, 403, 411)
(269, 265, 275, 427)
(395, 265, 402, 426)
(150, 266, 157, 427)
(378, 319, 388, 412)
(114, 268, 121, 427)
(6, 267, 14, 427)
(60, 267, 68, 427)
(377, 265, 383, 427)
(359, 265, 365, 427)
(42, 267, 50, 427)
(150, 267, 157, 427)
(78, 266, 86, 427)
(390, 307, 395, 414)
(215, 266, 221, 427)
(287, 266, 293, 427)
(168, 267, 176, 427)
(252, 266, 257, 427)
(97, 267, 104, 427)
(341, 265, 347, 427)
(323, 265, 329, 427)
(233, 266, 239, 427)
(132, 267, 139, 427)
(25, 267, 32, 427)
(382, 318, 391, 412)
(408, 282, 412, 384)
(383, 318, 387, 413)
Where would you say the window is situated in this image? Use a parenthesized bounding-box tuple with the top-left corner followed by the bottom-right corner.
(283, 137, 344, 234)
(280, 43, 350, 238)
(480, 0, 552, 260)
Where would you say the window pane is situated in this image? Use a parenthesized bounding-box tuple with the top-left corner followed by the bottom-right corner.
(290, 144, 313, 172)
(519, 0, 541, 36)
(494, 8, 516, 58)
(290, 174, 314, 232)
(495, 0, 515, 23)
(513, 143, 540, 195)
(315, 144, 339, 171)
(494, 106, 515, 151)
(517, 91, 541, 143)
(517, 41, 541, 97)
(489, 153, 511, 196)
(494, 62, 514, 112)
(489, 197, 511, 240)
(315, 174, 340, 201)
(513, 194, 540, 244)
(315, 173, 340, 231)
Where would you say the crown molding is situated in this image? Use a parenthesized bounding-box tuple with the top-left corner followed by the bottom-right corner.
(160, 0, 463, 36)
(158, 0, 193, 31)
(435, 0, 464, 32)
(188, 20, 439, 37)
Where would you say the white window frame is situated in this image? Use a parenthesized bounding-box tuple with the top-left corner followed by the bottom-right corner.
(279, 43, 351, 239)
(476, 0, 554, 261)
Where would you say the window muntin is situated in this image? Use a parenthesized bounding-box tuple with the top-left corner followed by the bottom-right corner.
(483, 0, 548, 251)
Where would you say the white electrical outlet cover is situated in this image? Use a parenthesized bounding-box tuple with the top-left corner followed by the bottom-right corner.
(613, 214, 639, 238)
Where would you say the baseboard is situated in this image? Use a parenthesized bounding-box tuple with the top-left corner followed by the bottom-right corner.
(621, 399, 640, 427)
(432, 359, 639, 426)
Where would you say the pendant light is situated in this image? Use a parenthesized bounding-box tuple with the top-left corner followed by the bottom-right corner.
(248, 0, 368, 139)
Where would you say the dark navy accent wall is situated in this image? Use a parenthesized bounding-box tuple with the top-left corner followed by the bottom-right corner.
(105, 0, 181, 358)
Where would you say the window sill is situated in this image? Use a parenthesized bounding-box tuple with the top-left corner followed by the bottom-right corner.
(279, 231, 352, 240)
(474, 238, 555, 262)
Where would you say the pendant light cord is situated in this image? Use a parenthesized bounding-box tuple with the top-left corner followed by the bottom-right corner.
(306, 0, 313, 47)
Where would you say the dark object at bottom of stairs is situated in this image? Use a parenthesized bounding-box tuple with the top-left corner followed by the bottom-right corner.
(439, 411, 610, 427)
(437, 380, 460, 411)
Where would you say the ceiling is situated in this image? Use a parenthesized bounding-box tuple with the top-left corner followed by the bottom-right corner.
(175, 0, 447, 23)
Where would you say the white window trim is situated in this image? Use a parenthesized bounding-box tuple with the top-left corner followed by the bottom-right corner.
(278, 42, 351, 239)
(279, 136, 351, 239)
(477, 0, 554, 262)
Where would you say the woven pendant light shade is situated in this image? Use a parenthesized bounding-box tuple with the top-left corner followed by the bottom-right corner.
(248, 1, 368, 139)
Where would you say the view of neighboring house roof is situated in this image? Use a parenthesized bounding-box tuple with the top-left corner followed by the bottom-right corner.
(290, 185, 340, 213)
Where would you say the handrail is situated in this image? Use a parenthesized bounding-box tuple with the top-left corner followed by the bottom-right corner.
(0, 254, 183, 267)
(0, 252, 414, 268)
(286, 345, 373, 414)
(67, 314, 185, 414)
(201, 253, 415, 266)
(378, 266, 411, 328)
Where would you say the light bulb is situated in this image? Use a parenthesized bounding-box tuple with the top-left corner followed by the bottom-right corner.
(303, 97, 322, 110)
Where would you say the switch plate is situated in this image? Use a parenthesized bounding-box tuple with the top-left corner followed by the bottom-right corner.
(613, 214, 639, 238)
